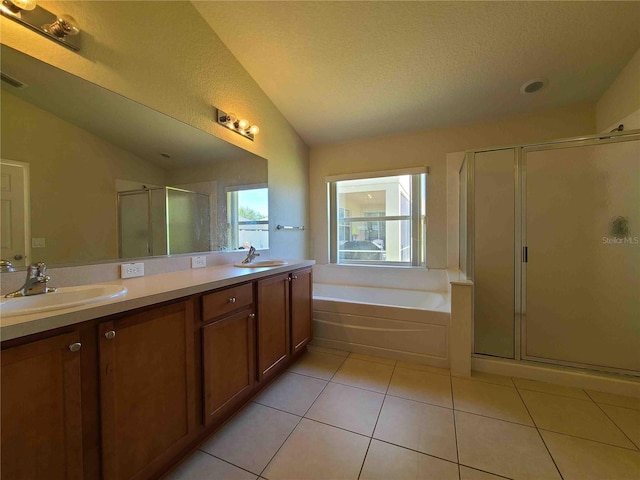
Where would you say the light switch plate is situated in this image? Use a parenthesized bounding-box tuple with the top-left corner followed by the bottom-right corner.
(191, 256, 206, 268)
(120, 262, 144, 278)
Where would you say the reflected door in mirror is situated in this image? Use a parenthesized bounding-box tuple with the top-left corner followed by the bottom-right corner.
(0, 160, 29, 267)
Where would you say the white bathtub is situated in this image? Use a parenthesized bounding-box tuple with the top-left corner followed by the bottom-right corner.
(312, 282, 452, 367)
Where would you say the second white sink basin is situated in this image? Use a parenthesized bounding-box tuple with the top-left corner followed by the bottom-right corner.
(234, 260, 288, 268)
(0, 284, 128, 317)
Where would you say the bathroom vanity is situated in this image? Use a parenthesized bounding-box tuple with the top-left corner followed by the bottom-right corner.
(0, 261, 313, 480)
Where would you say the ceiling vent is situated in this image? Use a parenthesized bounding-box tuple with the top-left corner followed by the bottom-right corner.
(520, 78, 546, 94)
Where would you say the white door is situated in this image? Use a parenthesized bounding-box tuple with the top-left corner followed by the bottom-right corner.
(1, 160, 30, 267)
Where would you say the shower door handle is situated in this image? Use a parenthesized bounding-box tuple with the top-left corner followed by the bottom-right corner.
(523, 246, 528, 263)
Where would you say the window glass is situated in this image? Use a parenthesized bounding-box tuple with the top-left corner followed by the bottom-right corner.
(330, 173, 426, 266)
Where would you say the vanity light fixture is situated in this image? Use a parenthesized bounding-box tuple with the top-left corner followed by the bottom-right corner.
(1, 0, 81, 51)
(217, 109, 259, 141)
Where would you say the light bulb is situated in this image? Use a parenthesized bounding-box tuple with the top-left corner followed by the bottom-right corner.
(45, 14, 80, 37)
(9, 0, 36, 11)
(249, 125, 260, 136)
(238, 119, 249, 130)
(225, 112, 237, 127)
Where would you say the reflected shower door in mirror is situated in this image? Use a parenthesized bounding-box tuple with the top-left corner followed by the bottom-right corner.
(0, 45, 268, 268)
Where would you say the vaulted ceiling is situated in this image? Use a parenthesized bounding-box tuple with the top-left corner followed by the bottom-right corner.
(193, 1, 640, 146)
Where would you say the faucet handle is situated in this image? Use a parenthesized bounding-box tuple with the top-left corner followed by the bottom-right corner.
(36, 262, 47, 276)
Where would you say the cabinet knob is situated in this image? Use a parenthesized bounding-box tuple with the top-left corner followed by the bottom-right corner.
(104, 330, 116, 340)
(69, 342, 82, 352)
(292, 275, 298, 280)
(248, 313, 255, 319)
(228, 297, 236, 304)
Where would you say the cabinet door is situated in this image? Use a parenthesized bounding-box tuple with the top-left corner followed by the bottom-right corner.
(257, 273, 290, 382)
(99, 300, 196, 480)
(1, 331, 83, 480)
(290, 268, 313, 354)
(202, 309, 256, 427)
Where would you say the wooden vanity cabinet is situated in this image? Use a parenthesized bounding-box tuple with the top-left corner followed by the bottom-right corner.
(1, 331, 84, 480)
(0, 265, 313, 480)
(256, 267, 314, 381)
(290, 267, 313, 355)
(257, 272, 291, 382)
(98, 299, 197, 480)
(201, 283, 256, 428)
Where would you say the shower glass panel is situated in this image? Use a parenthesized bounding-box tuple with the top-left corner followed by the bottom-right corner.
(473, 148, 516, 358)
(523, 138, 640, 373)
(118, 187, 210, 259)
(119, 191, 150, 258)
(150, 188, 167, 255)
(167, 188, 210, 255)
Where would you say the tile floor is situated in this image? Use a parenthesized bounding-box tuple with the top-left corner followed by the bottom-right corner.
(166, 346, 640, 480)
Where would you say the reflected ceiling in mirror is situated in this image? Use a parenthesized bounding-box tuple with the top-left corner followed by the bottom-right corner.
(0, 45, 268, 269)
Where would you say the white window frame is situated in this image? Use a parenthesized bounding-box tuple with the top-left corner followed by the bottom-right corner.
(327, 168, 427, 267)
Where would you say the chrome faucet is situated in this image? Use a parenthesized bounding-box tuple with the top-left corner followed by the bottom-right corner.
(5, 262, 57, 298)
(241, 246, 260, 264)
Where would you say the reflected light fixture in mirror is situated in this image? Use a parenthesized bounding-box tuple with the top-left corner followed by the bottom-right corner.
(217, 109, 260, 141)
(1, 0, 36, 15)
(0, 0, 81, 50)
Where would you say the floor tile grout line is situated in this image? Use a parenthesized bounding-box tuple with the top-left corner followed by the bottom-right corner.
(251, 400, 305, 418)
(329, 379, 390, 395)
(516, 384, 606, 403)
(449, 371, 461, 479)
(585, 390, 640, 451)
(583, 389, 640, 412)
(384, 391, 454, 410)
(458, 463, 515, 480)
(301, 416, 375, 439)
(518, 387, 640, 452)
(513, 384, 565, 480)
(454, 408, 539, 429)
(455, 375, 517, 390)
(537, 427, 640, 452)
(357, 361, 396, 480)
(257, 350, 349, 478)
(197, 449, 265, 478)
(372, 437, 460, 468)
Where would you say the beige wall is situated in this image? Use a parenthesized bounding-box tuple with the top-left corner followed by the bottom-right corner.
(1, 92, 166, 265)
(310, 103, 596, 268)
(1, 0, 309, 260)
(596, 48, 640, 133)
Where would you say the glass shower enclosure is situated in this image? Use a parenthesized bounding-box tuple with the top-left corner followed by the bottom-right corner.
(466, 130, 640, 376)
(118, 187, 210, 258)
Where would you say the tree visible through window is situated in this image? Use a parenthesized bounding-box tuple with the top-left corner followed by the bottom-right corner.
(329, 172, 426, 266)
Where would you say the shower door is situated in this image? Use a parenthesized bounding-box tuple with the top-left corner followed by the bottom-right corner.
(522, 137, 640, 374)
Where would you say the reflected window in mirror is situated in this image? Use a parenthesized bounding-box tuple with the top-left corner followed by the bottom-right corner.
(226, 186, 269, 250)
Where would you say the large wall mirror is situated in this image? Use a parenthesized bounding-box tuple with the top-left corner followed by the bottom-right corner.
(0, 45, 269, 269)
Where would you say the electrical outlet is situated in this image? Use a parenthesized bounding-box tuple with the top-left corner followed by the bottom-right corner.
(191, 256, 206, 268)
(120, 262, 144, 279)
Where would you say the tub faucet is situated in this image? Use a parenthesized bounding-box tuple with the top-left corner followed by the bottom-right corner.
(5, 262, 57, 298)
(241, 246, 260, 264)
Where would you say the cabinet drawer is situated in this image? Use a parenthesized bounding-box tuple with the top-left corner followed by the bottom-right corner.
(202, 283, 253, 321)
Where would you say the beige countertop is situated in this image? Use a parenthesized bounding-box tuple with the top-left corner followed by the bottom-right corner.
(1, 260, 314, 342)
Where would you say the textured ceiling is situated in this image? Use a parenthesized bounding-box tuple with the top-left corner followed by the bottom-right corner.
(193, 1, 640, 146)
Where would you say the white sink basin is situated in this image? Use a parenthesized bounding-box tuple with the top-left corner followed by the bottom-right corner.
(234, 260, 288, 268)
(0, 284, 128, 317)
